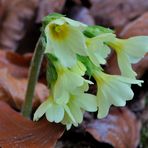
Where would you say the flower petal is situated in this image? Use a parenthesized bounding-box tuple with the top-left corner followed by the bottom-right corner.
(45, 103, 64, 123)
(66, 25, 87, 56)
(117, 50, 137, 78)
(45, 22, 87, 67)
(94, 71, 136, 118)
(33, 99, 51, 121)
(64, 105, 76, 123)
(86, 33, 115, 66)
(68, 99, 83, 123)
(75, 94, 97, 112)
(120, 36, 148, 63)
(53, 74, 69, 104)
(71, 61, 86, 76)
(63, 17, 87, 30)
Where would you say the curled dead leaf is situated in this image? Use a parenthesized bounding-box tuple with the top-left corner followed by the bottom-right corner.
(0, 50, 30, 78)
(83, 108, 141, 148)
(0, 101, 65, 147)
(0, 68, 49, 110)
(0, 50, 48, 110)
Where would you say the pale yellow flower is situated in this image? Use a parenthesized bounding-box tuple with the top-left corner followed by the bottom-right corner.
(108, 36, 148, 78)
(44, 17, 87, 67)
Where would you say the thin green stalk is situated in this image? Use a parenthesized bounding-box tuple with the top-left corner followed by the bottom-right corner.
(22, 37, 44, 118)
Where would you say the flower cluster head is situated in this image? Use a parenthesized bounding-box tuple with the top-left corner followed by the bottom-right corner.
(34, 13, 148, 129)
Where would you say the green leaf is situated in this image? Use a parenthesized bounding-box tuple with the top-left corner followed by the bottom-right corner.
(46, 54, 58, 88)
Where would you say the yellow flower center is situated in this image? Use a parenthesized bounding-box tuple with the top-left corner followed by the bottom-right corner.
(49, 23, 69, 40)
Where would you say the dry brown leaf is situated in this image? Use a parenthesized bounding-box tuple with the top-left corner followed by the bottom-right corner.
(36, 0, 66, 23)
(90, 0, 148, 31)
(0, 50, 48, 110)
(83, 108, 141, 148)
(69, 6, 95, 25)
(0, 50, 30, 78)
(0, 68, 49, 110)
(0, 0, 66, 50)
(0, 0, 38, 50)
(120, 12, 148, 38)
(0, 101, 65, 147)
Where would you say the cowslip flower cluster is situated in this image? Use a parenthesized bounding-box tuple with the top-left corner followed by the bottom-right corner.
(34, 13, 148, 129)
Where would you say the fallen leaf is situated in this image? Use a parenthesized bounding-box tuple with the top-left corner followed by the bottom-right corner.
(0, 50, 48, 110)
(0, 0, 38, 50)
(69, 6, 95, 25)
(90, 0, 148, 31)
(0, 50, 30, 78)
(0, 68, 49, 110)
(0, 101, 65, 147)
(83, 108, 141, 148)
(120, 12, 148, 38)
(36, 0, 66, 23)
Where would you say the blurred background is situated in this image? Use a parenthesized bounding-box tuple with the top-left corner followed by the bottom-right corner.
(0, 0, 148, 147)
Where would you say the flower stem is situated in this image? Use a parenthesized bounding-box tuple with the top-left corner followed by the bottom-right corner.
(22, 37, 44, 118)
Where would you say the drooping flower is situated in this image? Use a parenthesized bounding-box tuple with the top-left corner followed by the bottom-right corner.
(93, 69, 143, 118)
(108, 36, 148, 78)
(34, 13, 148, 130)
(33, 96, 64, 123)
(33, 83, 97, 130)
(52, 60, 89, 104)
(44, 17, 88, 67)
(86, 33, 115, 66)
(61, 92, 97, 130)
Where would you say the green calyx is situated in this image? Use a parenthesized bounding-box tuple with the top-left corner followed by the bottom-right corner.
(83, 25, 114, 38)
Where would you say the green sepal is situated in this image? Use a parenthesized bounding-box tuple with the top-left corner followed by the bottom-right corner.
(46, 53, 58, 88)
(77, 55, 98, 77)
(42, 13, 64, 29)
(83, 25, 114, 38)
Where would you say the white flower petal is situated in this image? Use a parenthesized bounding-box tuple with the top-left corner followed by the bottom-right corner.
(64, 105, 76, 123)
(66, 25, 87, 56)
(68, 99, 83, 123)
(94, 71, 136, 118)
(117, 50, 137, 78)
(71, 61, 86, 76)
(45, 21, 87, 67)
(75, 94, 97, 112)
(49, 39, 77, 67)
(121, 36, 148, 63)
(45, 103, 64, 123)
(53, 74, 69, 104)
(63, 17, 87, 29)
(86, 33, 114, 66)
(33, 99, 51, 121)
(97, 90, 111, 118)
